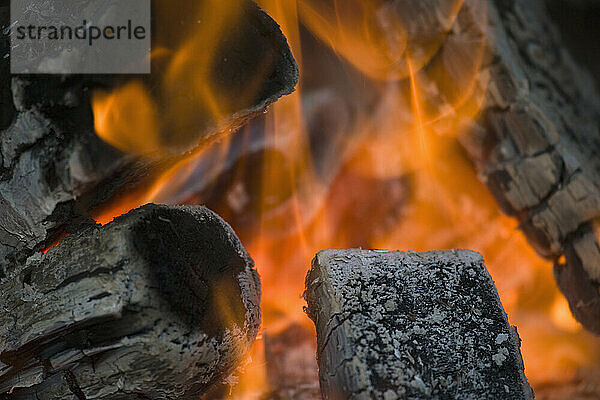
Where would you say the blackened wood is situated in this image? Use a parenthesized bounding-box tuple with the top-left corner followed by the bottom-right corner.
(452, 0, 600, 333)
(0, 204, 261, 399)
(304, 249, 533, 400)
(544, 0, 600, 81)
(0, 0, 298, 275)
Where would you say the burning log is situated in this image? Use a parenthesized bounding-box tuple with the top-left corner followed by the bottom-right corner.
(0, 204, 261, 399)
(0, 0, 298, 275)
(304, 249, 533, 400)
(455, 0, 600, 332)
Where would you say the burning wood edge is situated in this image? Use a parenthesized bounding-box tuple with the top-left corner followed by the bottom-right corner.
(0, 204, 261, 399)
(304, 249, 533, 400)
(0, 0, 299, 275)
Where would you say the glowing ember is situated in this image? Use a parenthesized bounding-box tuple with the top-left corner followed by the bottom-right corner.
(91, 0, 600, 397)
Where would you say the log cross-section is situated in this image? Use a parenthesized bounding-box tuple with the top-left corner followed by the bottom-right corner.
(0, 204, 261, 400)
(304, 249, 533, 400)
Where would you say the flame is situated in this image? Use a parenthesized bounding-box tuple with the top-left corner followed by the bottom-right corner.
(91, 0, 600, 397)
(297, 0, 465, 81)
(91, 0, 266, 156)
(93, 82, 160, 155)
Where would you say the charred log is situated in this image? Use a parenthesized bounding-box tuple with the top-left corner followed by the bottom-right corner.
(0, 0, 298, 274)
(0, 204, 261, 399)
(453, 0, 600, 333)
(304, 249, 533, 400)
(544, 0, 600, 82)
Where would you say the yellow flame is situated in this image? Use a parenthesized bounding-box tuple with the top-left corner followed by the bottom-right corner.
(551, 296, 583, 333)
(91, 0, 600, 396)
(92, 0, 269, 156)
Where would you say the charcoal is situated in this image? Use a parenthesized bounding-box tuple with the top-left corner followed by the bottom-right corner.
(304, 249, 533, 400)
(0, 204, 261, 399)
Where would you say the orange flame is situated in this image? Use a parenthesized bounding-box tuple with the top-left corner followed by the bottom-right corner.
(93, 81, 160, 155)
(91, 0, 600, 397)
(91, 0, 266, 156)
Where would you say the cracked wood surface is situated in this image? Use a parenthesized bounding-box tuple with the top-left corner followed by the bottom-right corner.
(0, 204, 261, 399)
(456, 0, 600, 333)
(304, 249, 533, 400)
(405, 0, 600, 333)
(0, 0, 298, 275)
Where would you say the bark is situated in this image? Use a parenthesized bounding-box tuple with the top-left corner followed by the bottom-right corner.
(0, 0, 298, 275)
(0, 204, 261, 399)
(304, 249, 533, 400)
(451, 0, 600, 333)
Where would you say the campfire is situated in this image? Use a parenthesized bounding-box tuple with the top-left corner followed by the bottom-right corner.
(1, 0, 600, 399)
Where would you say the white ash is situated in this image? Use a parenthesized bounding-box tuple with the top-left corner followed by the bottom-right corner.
(304, 249, 533, 399)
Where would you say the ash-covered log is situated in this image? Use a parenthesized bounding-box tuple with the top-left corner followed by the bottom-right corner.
(304, 249, 533, 400)
(0, 0, 298, 275)
(0, 204, 261, 399)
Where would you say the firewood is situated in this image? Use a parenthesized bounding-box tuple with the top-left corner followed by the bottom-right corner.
(0, 204, 261, 399)
(304, 249, 533, 400)
(453, 0, 600, 333)
(0, 0, 298, 275)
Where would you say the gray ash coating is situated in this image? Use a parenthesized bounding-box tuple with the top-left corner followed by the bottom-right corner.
(0, 204, 261, 399)
(305, 249, 533, 400)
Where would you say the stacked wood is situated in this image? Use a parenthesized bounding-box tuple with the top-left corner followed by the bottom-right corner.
(0, 204, 261, 399)
(304, 249, 533, 400)
(0, 0, 298, 276)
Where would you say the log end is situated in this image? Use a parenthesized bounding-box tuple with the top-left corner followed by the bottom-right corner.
(305, 249, 533, 400)
(0, 204, 261, 399)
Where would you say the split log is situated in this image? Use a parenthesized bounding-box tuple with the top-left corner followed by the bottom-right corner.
(0, 0, 298, 275)
(450, 0, 600, 333)
(0, 204, 261, 399)
(304, 249, 533, 400)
